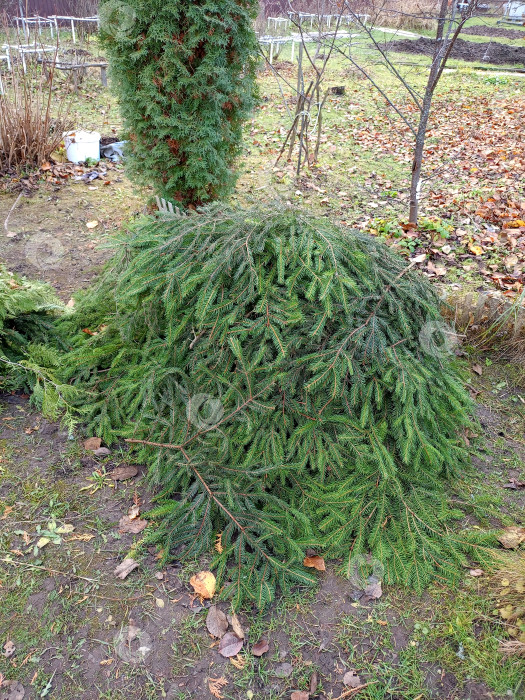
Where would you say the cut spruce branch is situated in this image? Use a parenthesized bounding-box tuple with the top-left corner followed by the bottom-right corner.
(59, 203, 494, 608)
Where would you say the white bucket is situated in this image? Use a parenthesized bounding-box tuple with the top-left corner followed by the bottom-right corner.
(63, 130, 101, 164)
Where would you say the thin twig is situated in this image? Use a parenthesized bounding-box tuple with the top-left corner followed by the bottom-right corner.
(333, 682, 374, 700)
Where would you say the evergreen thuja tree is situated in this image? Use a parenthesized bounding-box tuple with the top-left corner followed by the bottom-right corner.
(99, 0, 259, 207)
(60, 205, 493, 608)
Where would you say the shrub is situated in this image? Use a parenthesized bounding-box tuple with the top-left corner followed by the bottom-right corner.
(0, 51, 71, 173)
(99, 0, 259, 207)
(61, 204, 492, 607)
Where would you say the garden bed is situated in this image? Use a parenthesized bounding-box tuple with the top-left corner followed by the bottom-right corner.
(462, 24, 525, 40)
(388, 36, 525, 66)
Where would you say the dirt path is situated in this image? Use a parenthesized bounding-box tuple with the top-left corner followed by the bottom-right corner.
(0, 173, 141, 300)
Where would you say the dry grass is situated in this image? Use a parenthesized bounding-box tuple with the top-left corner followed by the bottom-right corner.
(375, 0, 439, 31)
(490, 552, 525, 653)
(0, 44, 72, 173)
(445, 289, 525, 365)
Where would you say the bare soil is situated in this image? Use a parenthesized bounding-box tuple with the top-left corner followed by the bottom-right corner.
(0, 393, 519, 700)
(388, 36, 525, 66)
(462, 24, 525, 40)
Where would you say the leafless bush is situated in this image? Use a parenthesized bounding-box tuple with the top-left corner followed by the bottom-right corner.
(0, 46, 72, 172)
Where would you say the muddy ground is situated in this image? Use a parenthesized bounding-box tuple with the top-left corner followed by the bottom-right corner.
(462, 25, 525, 40)
(388, 37, 525, 66)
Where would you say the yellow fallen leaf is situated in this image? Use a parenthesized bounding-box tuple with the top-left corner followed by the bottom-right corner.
(498, 526, 525, 549)
(190, 570, 216, 599)
(36, 537, 51, 548)
(469, 243, 484, 256)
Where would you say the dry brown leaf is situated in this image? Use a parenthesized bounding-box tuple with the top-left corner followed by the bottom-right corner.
(303, 555, 326, 571)
(364, 579, 382, 599)
(83, 437, 102, 451)
(208, 677, 227, 699)
(498, 526, 525, 549)
(343, 670, 362, 688)
(190, 570, 216, 599)
(109, 465, 139, 481)
(469, 568, 484, 577)
(472, 364, 483, 376)
(218, 632, 243, 658)
(114, 558, 139, 580)
(118, 515, 148, 534)
(206, 605, 229, 639)
(228, 612, 245, 639)
(252, 638, 270, 657)
(291, 692, 309, 700)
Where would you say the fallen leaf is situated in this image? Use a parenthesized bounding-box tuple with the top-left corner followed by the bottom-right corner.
(469, 569, 484, 577)
(94, 447, 111, 457)
(118, 515, 148, 534)
(303, 555, 326, 571)
(228, 612, 245, 639)
(343, 670, 362, 688)
(469, 243, 484, 256)
(498, 526, 525, 549)
(0, 680, 25, 700)
(109, 465, 139, 481)
(55, 524, 75, 534)
(502, 479, 525, 490)
(36, 537, 51, 549)
(252, 638, 270, 657)
(86, 220, 99, 229)
(472, 364, 483, 376)
(208, 677, 227, 699)
(114, 558, 139, 579)
(364, 578, 382, 599)
(206, 605, 229, 638)
(84, 437, 102, 451)
(2, 641, 15, 658)
(155, 598, 165, 608)
(290, 692, 309, 700)
(411, 253, 427, 263)
(190, 570, 216, 599)
(309, 671, 319, 694)
(218, 632, 243, 658)
(128, 504, 141, 520)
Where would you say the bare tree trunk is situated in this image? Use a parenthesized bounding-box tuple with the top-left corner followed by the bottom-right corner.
(408, 0, 449, 225)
